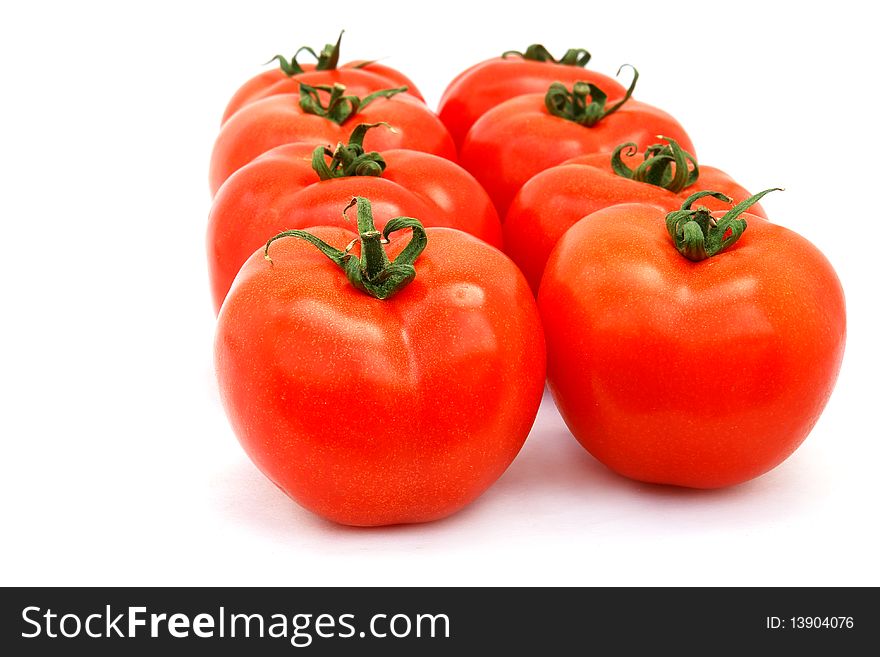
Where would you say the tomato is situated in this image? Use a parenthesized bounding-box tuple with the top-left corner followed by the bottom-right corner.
(504, 138, 763, 292)
(438, 43, 625, 148)
(215, 197, 546, 526)
(459, 70, 695, 216)
(208, 124, 503, 313)
(537, 191, 846, 488)
(222, 32, 424, 123)
(209, 83, 456, 195)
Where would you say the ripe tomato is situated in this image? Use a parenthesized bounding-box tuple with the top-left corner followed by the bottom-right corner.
(504, 138, 763, 292)
(459, 70, 694, 216)
(438, 43, 625, 148)
(538, 191, 846, 488)
(208, 124, 503, 313)
(209, 83, 456, 195)
(222, 32, 424, 123)
(215, 197, 546, 526)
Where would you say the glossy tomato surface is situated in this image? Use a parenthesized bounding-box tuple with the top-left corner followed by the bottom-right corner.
(223, 63, 424, 123)
(215, 225, 546, 526)
(209, 91, 456, 195)
(504, 150, 762, 292)
(459, 93, 694, 216)
(208, 142, 502, 313)
(538, 203, 845, 488)
(438, 54, 625, 148)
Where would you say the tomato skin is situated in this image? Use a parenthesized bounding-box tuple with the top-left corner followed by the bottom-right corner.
(438, 56, 625, 148)
(215, 226, 546, 526)
(504, 150, 763, 293)
(344, 60, 423, 99)
(209, 92, 456, 195)
(207, 143, 502, 313)
(222, 61, 424, 123)
(459, 93, 694, 217)
(537, 203, 846, 488)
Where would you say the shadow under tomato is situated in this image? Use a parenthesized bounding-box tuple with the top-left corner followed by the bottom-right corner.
(210, 457, 505, 537)
(210, 459, 325, 533)
(474, 389, 826, 532)
(210, 388, 825, 539)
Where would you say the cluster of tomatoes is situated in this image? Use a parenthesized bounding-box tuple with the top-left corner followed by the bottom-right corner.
(208, 34, 846, 527)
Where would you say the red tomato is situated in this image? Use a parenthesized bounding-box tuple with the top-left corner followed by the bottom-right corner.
(215, 197, 546, 526)
(459, 71, 695, 216)
(208, 125, 503, 313)
(538, 191, 846, 488)
(209, 84, 456, 195)
(504, 138, 762, 292)
(222, 32, 424, 123)
(438, 43, 625, 148)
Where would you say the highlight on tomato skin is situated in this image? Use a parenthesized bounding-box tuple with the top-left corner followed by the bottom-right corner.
(458, 71, 695, 218)
(536, 193, 846, 489)
(221, 31, 425, 124)
(214, 198, 546, 526)
(207, 125, 502, 314)
(437, 42, 626, 148)
(502, 138, 762, 294)
(209, 86, 457, 196)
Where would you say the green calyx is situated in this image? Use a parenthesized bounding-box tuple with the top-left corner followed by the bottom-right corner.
(267, 30, 345, 76)
(665, 188, 782, 261)
(545, 64, 638, 127)
(501, 44, 592, 67)
(611, 137, 698, 193)
(299, 82, 408, 125)
(312, 123, 388, 180)
(264, 196, 427, 299)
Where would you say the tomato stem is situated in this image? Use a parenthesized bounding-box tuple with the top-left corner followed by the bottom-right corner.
(501, 44, 592, 67)
(264, 197, 427, 299)
(266, 30, 344, 76)
(611, 137, 698, 193)
(312, 123, 389, 180)
(665, 188, 782, 261)
(544, 65, 637, 127)
(299, 82, 408, 125)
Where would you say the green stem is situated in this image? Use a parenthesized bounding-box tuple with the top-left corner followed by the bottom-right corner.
(299, 82, 408, 125)
(312, 123, 389, 180)
(317, 31, 344, 70)
(264, 197, 427, 300)
(611, 136, 699, 193)
(665, 188, 782, 261)
(266, 30, 345, 76)
(501, 44, 592, 67)
(545, 65, 638, 127)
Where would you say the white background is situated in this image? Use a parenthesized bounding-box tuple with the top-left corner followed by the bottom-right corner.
(2, 1, 877, 586)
